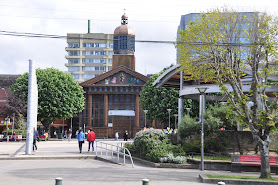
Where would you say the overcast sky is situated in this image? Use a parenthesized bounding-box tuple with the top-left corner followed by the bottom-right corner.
(0, 0, 277, 76)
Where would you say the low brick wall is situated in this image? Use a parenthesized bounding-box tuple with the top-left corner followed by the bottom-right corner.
(187, 158, 231, 171)
(93, 127, 109, 138)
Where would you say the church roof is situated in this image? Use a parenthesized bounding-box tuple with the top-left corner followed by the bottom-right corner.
(80, 65, 149, 87)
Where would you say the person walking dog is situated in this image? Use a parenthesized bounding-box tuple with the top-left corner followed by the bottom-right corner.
(87, 129, 96, 152)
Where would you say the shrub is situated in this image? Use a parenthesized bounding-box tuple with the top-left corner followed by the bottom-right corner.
(146, 143, 169, 162)
(133, 128, 185, 163)
(178, 114, 200, 140)
(182, 132, 231, 154)
(124, 142, 135, 154)
(134, 128, 168, 156)
(160, 153, 187, 164)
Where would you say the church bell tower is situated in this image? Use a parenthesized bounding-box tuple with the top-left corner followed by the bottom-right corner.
(112, 13, 136, 70)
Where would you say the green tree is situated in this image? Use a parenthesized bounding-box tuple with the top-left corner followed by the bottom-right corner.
(204, 104, 242, 152)
(15, 114, 27, 131)
(11, 68, 85, 130)
(140, 67, 198, 126)
(177, 8, 278, 178)
(178, 114, 231, 154)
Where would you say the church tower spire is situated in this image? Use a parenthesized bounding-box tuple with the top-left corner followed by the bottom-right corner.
(112, 12, 136, 70)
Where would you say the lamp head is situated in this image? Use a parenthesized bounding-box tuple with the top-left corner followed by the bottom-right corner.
(196, 87, 208, 94)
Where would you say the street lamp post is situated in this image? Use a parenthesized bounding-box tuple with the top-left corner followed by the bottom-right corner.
(167, 109, 172, 129)
(62, 119, 64, 138)
(196, 87, 208, 171)
(5, 116, 10, 142)
(12, 113, 15, 136)
(174, 114, 178, 129)
(143, 110, 148, 128)
(71, 117, 73, 130)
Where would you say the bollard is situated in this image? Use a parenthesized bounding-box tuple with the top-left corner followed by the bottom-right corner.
(142, 178, 149, 185)
(218, 181, 225, 185)
(55, 177, 62, 185)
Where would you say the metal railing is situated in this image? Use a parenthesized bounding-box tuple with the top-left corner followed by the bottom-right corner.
(95, 141, 134, 168)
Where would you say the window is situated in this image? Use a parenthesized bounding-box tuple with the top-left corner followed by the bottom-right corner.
(68, 43, 80, 48)
(83, 51, 106, 56)
(68, 67, 79, 72)
(83, 67, 105, 71)
(82, 51, 93, 56)
(71, 74, 79, 79)
(109, 51, 114, 56)
(82, 74, 95, 79)
(99, 43, 106, 47)
(82, 59, 105, 63)
(95, 67, 105, 71)
(68, 59, 80, 64)
(68, 51, 80, 56)
(109, 43, 113, 48)
(108, 59, 112, 64)
(82, 66, 95, 71)
(108, 67, 112, 70)
(83, 43, 106, 48)
(83, 43, 94, 47)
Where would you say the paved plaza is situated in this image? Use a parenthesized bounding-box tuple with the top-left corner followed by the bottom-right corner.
(0, 139, 275, 185)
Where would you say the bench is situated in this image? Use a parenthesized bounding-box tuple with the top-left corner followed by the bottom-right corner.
(231, 154, 278, 174)
(0, 134, 22, 141)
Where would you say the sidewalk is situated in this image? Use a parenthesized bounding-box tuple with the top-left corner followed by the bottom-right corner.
(0, 139, 129, 160)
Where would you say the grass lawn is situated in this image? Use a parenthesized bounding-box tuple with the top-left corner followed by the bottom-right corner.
(206, 174, 278, 181)
(189, 155, 231, 161)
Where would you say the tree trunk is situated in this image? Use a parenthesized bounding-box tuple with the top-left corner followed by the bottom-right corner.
(259, 140, 272, 179)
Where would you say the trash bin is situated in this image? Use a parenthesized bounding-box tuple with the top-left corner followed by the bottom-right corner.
(58, 133, 62, 139)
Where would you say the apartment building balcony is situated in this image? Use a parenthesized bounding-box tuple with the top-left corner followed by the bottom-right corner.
(65, 47, 85, 51)
(65, 55, 84, 59)
(65, 63, 85, 67)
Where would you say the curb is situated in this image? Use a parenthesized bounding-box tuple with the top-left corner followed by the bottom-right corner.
(0, 155, 96, 160)
(199, 174, 278, 185)
(131, 156, 198, 169)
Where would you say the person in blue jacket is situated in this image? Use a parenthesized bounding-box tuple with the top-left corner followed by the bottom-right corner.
(76, 129, 85, 153)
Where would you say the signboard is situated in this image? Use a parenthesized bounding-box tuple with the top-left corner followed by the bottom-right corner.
(108, 123, 113, 127)
(108, 110, 135, 116)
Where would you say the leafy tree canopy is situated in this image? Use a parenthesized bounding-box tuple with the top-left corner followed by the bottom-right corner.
(177, 8, 278, 178)
(11, 68, 85, 129)
(140, 66, 198, 125)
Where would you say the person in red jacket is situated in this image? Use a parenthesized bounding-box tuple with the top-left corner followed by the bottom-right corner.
(87, 129, 96, 152)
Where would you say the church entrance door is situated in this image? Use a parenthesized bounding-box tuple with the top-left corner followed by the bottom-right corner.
(112, 116, 132, 139)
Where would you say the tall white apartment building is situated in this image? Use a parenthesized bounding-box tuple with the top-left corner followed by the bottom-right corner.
(65, 33, 114, 83)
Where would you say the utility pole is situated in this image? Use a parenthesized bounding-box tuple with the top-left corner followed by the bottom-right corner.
(12, 113, 15, 135)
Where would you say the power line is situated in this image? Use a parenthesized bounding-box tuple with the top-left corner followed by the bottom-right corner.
(0, 30, 271, 46)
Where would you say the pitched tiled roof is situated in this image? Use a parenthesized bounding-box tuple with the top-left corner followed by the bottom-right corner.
(0, 74, 21, 87)
(80, 65, 149, 87)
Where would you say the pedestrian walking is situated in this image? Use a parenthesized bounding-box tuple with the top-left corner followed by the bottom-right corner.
(115, 131, 119, 141)
(33, 129, 39, 151)
(123, 130, 128, 141)
(87, 129, 95, 152)
(76, 129, 85, 153)
(12, 131, 16, 142)
(67, 129, 72, 141)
